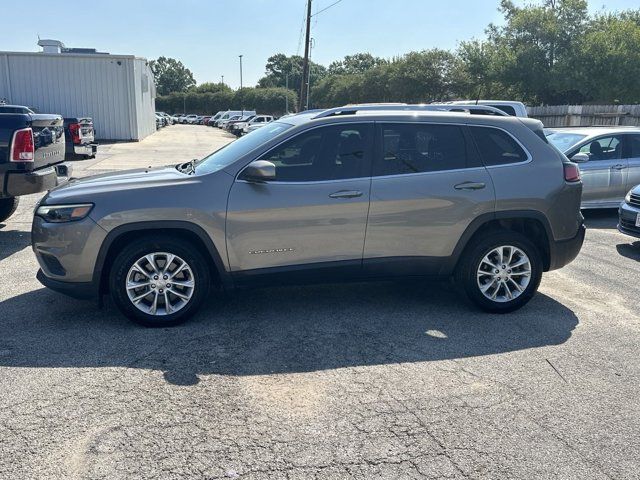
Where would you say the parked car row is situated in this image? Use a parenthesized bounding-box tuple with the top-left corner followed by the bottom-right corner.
(155, 112, 173, 128)
(16, 100, 640, 327)
(162, 110, 277, 136)
(170, 114, 211, 125)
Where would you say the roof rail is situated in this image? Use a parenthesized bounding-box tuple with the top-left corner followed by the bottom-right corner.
(312, 103, 508, 119)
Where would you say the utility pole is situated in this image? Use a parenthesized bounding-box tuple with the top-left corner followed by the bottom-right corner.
(239, 55, 244, 116)
(306, 38, 314, 110)
(285, 73, 289, 113)
(298, 0, 312, 112)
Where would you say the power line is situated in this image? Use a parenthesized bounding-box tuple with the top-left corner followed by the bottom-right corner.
(312, 0, 343, 17)
(296, 1, 308, 56)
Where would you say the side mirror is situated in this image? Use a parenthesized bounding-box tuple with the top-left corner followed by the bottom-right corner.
(241, 160, 276, 183)
(571, 153, 589, 163)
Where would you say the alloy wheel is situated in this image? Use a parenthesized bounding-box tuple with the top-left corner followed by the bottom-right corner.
(125, 252, 195, 316)
(476, 245, 532, 303)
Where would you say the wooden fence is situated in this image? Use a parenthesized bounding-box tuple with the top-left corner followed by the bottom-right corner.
(527, 104, 640, 127)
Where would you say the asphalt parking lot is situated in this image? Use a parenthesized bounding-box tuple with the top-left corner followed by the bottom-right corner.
(1, 125, 639, 479)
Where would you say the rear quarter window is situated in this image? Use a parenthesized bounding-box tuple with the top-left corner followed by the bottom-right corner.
(489, 105, 517, 116)
(469, 126, 529, 166)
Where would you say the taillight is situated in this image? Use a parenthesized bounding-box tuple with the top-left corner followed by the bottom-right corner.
(10, 128, 35, 162)
(69, 123, 81, 144)
(564, 163, 581, 182)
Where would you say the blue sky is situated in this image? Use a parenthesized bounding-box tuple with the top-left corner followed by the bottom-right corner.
(0, 0, 637, 88)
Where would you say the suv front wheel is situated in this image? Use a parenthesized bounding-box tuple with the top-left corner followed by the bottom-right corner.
(457, 231, 543, 313)
(109, 236, 210, 327)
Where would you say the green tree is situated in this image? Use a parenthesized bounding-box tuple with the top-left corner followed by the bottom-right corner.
(149, 56, 196, 95)
(481, 0, 589, 103)
(571, 12, 640, 103)
(194, 82, 232, 94)
(257, 53, 327, 95)
(328, 53, 386, 75)
(312, 49, 461, 107)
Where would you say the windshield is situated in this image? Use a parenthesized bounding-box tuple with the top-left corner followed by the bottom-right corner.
(195, 122, 293, 175)
(546, 132, 587, 153)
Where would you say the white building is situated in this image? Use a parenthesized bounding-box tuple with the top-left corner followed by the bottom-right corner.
(0, 40, 156, 141)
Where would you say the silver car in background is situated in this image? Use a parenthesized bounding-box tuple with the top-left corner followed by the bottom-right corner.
(546, 127, 640, 208)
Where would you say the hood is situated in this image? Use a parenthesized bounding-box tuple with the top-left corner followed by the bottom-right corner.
(44, 165, 198, 204)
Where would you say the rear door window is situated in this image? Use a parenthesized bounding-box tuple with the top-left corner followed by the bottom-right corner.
(374, 123, 473, 176)
(625, 135, 640, 158)
(469, 126, 529, 166)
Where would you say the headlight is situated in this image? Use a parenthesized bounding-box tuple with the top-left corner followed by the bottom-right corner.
(625, 190, 632, 204)
(36, 203, 93, 223)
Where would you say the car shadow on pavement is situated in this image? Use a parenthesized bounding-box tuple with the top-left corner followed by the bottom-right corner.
(616, 242, 640, 261)
(582, 208, 618, 229)
(0, 281, 578, 385)
(0, 227, 32, 261)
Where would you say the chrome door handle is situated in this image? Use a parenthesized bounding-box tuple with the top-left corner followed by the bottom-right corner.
(454, 182, 486, 190)
(329, 190, 363, 199)
(611, 164, 627, 170)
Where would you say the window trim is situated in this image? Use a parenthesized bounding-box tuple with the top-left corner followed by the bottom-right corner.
(235, 121, 376, 185)
(467, 124, 533, 168)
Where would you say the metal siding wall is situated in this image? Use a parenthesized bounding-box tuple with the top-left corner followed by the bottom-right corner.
(0, 52, 141, 140)
(133, 58, 156, 140)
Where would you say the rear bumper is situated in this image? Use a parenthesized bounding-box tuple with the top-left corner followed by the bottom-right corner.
(65, 143, 97, 160)
(548, 223, 586, 270)
(74, 143, 97, 156)
(36, 269, 96, 299)
(4, 163, 72, 197)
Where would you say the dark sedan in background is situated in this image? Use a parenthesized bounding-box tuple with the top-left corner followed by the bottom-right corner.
(619, 185, 640, 239)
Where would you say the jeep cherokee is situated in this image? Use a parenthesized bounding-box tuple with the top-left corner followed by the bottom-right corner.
(32, 107, 585, 326)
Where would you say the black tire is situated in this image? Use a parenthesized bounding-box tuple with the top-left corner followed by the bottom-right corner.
(456, 230, 543, 313)
(109, 236, 210, 327)
(0, 197, 19, 223)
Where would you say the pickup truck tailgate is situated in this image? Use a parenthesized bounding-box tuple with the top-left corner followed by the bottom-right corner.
(30, 114, 66, 170)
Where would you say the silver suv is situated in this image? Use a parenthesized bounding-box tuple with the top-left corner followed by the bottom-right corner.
(32, 108, 585, 326)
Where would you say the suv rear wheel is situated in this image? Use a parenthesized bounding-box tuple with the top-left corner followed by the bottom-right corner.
(457, 231, 543, 313)
(0, 197, 19, 223)
(109, 236, 210, 327)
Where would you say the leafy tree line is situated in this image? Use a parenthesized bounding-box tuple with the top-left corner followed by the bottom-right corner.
(308, 1, 640, 107)
(258, 1, 640, 107)
(152, 0, 640, 113)
(155, 82, 296, 116)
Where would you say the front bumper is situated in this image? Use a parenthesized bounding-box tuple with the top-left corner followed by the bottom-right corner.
(618, 201, 640, 239)
(32, 214, 107, 286)
(36, 269, 96, 299)
(5, 163, 72, 197)
(548, 223, 586, 270)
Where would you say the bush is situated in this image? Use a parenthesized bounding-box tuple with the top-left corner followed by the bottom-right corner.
(156, 87, 297, 116)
